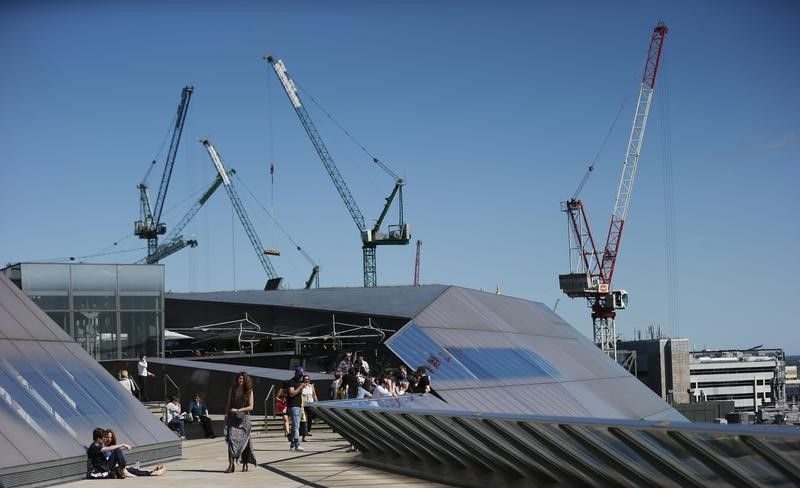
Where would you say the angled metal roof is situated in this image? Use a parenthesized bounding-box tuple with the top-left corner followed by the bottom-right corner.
(0, 273, 180, 487)
(166, 284, 450, 318)
(386, 286, 685, 421)
(311, 396, 800, 488)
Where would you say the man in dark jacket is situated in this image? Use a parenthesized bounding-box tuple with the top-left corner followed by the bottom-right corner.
(284, 366, 306, 451)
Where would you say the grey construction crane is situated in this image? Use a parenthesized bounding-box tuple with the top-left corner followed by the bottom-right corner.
(265, 55, 410, 287)
(135, 86, 194, 262)
(201, 139, 283, 290)
(138, 172, 226, 264)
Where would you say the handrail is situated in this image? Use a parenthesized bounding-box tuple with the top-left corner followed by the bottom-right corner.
(163, 373, 180, 403)
(263, 384, 275, 435)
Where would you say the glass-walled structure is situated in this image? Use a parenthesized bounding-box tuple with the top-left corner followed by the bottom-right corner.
(2, 263, 164, 359)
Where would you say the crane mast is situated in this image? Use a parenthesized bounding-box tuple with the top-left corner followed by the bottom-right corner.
(266, 55, 410, 287)
(413, 240, 422, 286)
(201, 139, 282, 288)
(135, 86, 194, 260)
(559, 23, 668, 359)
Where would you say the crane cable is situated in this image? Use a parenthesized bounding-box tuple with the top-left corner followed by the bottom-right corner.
(572, 95, 630, 200)
(266, 69, 275, 207)
(141, 109, 180, 184)
(33, 246, 146, 263)
(234, 173, 319, 268)
(294, 80, 400, 180)
(658, 55, 680, 339)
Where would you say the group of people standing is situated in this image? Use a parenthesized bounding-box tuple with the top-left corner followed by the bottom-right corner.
(329, 352, 431, 401)
(101, 352, 431, 476)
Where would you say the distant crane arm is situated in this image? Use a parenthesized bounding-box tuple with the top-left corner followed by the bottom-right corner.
(267, 55, 410, 287)
(152, 86, 194, 226)
(141, 173, 226, 264)
(201, 139, 280, 280)
(135, 86, 194, 261)
(140, 238, 198, 264)
(266, 56, 366, 233)
(600, 23, 668, 285)
(162, 173, 225, 245)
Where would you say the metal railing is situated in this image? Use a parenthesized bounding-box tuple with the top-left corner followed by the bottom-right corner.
(262, 384, 275, 435)
(160, 374, 180, 426)
(163, 374, 180, 403)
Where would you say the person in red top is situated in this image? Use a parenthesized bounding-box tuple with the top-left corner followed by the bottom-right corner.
(276, 385, 289, 437)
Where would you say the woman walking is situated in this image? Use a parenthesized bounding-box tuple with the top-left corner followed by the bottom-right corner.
(224, 371, 257, 473)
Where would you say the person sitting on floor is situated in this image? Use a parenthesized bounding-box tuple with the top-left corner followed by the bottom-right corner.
(103, 429, 166, 478)
(88, 427, 129, 479)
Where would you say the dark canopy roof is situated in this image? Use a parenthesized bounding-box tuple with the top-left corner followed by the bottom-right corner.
(166, 284, 450, 319)
(170, 283, 683, 421)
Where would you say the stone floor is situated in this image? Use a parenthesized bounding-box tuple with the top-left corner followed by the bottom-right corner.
(61, 427, 449, 487)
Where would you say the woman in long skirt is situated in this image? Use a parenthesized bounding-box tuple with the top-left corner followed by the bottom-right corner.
(225, 371, 257, 473)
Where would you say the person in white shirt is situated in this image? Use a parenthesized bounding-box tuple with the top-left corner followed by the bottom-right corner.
(166, 395, 186, 440)
(357, 354, 370, 374)
(301, 376, 318, 441)
(372, 376, 396, 398)
(137, 354, 155, 402)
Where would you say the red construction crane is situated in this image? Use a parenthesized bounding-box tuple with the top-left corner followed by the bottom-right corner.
(559, 23, 668, 360)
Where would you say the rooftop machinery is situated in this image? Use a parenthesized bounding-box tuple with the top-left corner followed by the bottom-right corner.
(265, 55, 410, 287)
(200, 139, 283, 290)
(559, 23, 668, 360)
(135, 86, 194, 262)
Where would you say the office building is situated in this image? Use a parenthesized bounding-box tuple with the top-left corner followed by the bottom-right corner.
(2, 262, 164, 360)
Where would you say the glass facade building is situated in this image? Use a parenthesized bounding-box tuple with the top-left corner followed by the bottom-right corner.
(2, 263, 164, 359)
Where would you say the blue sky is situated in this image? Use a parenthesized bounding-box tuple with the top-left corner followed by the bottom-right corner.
(1, 1, 798, 353)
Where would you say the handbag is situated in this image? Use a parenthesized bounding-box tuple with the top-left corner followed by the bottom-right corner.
(129, 378, 139, 397)
(229, 411, 245, 427)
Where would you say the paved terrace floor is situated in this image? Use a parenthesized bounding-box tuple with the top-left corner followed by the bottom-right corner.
(60, 427, 450, 488)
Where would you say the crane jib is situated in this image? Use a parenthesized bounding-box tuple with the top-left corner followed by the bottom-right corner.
(266, 55, 411, 287)
(560, 22, 667, 297)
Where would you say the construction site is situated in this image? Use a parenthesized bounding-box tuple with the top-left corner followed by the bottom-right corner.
(1, 7, 799, 488)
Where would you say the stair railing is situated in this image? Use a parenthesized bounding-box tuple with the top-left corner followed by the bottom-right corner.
(263, 384, 275, 435)
(163, 374, 180, 404)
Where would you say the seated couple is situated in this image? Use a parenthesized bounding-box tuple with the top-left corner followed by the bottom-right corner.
(166, 393, 215, 439)
(87, 427, 167, 479)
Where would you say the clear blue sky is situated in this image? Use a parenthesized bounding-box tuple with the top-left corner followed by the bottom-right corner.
(1, 1, 797, 353)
